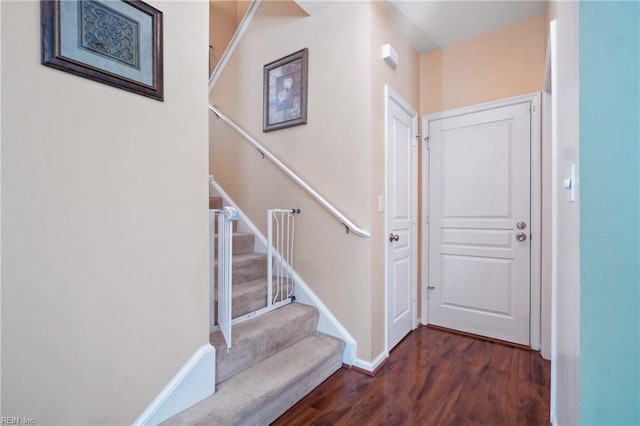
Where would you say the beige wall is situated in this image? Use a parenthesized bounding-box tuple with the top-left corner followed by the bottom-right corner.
(210, 0, 239, 75)
(420, 13, 546, 115)
(210, 0, 419, 361)
(1, 1, 209, 424)
(369, 1, 420, 356)
(211, 0, 378, 359)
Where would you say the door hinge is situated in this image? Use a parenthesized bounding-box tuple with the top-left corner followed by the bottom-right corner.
(425, 136, 430, 150)
(426, 285, 435, 299)
(426, 214, 430, 225)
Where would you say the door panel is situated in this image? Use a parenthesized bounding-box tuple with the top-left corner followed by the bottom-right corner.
(387, 94, 417, 351)
(428, 102, 531, 345)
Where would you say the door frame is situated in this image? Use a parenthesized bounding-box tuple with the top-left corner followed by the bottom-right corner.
(421, 92, 542, 350)
(384, 85, 418, 353)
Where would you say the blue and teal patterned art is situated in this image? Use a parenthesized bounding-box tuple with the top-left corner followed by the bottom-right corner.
(44, 0, 162, 99)
(79, 1, 140, 69)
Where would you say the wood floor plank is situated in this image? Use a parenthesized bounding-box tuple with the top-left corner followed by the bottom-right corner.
(273, 326, 550, 426)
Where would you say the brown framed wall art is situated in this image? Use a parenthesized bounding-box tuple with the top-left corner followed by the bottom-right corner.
(41, 0, 164, 101)
(263, 48, 308, 132)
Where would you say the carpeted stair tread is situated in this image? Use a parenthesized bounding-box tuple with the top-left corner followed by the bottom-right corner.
(215, 253, 267, 283)
(229, 277, 268, 318)
(212, 277, 291, 321)
(214, 232, 255, 256)
(212, 278, 268, 320)
(162, 333, 345, 426)
(211, 303, 318, 384)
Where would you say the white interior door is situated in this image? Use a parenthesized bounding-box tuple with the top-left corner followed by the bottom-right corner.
(386, 87, 417, 351)
(427, 101, 531, 345)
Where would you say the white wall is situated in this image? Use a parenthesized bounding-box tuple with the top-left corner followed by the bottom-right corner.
(1, 1, 209, 423)
(548, 1, 581, 424)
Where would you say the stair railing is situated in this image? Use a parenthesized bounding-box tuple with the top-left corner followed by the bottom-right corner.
(268, 209, 300, 307)
(213, 206, 239, 350)
(208, 105, 370, 238)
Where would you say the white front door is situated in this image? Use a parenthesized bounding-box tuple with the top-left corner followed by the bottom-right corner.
(427, 101, 532, 345)
(386, 87, 417, 351)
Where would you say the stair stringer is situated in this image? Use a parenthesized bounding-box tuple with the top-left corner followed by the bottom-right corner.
(208, 176, 357, 365)
(134, 345, 215, 426)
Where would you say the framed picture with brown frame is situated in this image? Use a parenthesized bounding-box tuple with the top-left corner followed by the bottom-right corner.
(41, 0, 164, 101)
(263, 48, 308, 132)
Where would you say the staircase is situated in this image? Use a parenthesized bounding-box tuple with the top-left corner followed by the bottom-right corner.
(162, 196, 345, 425)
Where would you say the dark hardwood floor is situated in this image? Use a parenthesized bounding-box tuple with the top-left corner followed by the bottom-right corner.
(274, 326, 550, 426)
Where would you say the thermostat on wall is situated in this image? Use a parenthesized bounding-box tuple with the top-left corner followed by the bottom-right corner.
(382, 44, 399, 69)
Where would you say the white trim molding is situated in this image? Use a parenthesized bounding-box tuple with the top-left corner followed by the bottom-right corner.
(352, 350, 389, 374)
(294, 0, 332, 16)
(421, 92, 543, 350)
(134, 345, 215, 426)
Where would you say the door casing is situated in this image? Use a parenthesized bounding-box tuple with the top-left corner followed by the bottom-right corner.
(421, 92, 542, 350)
(384, 85, 418, 353)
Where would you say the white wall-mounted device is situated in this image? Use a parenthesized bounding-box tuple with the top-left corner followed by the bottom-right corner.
(382, 44, 399, 69)
(563, 164, 576, 202)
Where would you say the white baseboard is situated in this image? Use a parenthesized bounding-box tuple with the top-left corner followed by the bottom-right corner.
(352, 350, 389, 373)
(134, 345, 215, 426)
(208, 176, 357, 363)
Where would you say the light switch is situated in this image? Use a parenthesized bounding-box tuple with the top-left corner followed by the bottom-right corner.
(378, 195, 385, 212)
(564, 164, 576, 202)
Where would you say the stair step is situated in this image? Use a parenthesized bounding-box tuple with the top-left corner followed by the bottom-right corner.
(163, 333, 345, 426)
(211, 214, 239, 233)
(209, 196, 223, 210)
(215, 253, 267, 284)
(214, 232, 255, 256)
(214, 219, 238, 233)
(213, 278, 269, 320)
(212, 278, 292, 322)
(231, 278, 268, 318)
(211, 303, 318, 384)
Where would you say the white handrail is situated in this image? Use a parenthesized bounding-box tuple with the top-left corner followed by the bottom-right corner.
(208, 105, 371, 238)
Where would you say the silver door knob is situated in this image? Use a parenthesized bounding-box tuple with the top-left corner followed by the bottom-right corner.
(516, 221, 527, 230)
(516, 232, 527, 242)
(389, 233, 400, 242)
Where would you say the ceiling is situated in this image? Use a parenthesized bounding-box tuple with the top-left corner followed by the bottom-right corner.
(384, 1, 547, 54)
